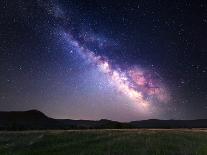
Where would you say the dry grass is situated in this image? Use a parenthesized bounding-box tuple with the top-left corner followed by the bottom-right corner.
(0, 129, 207, 155)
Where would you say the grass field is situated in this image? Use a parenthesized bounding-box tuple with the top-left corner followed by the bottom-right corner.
(0, 129, 207, 155)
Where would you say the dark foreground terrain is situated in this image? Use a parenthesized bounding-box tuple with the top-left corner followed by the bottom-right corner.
(0, 129, 207, 155)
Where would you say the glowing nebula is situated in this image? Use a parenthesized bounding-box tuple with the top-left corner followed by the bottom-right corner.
(61, 31, 170, 111)
(37, 0, 170, 111)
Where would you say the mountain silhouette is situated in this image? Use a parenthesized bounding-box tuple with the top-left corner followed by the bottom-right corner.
(0, 110, 206, 130)
(0, 110, 130, 130)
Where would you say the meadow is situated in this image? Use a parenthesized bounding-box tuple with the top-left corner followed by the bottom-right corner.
(0, 129, 207, 155)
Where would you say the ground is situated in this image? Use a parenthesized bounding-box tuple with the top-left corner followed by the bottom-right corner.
(0, 129, 207, 155)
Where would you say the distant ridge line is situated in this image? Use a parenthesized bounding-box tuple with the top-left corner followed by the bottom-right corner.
(0, 110, 207, 130)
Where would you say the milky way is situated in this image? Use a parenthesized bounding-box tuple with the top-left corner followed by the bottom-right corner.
(61, 31, 170, 111)
(36, 0, 171, 114)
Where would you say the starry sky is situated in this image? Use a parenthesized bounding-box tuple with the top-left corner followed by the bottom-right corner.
(0, 0, 207, 121)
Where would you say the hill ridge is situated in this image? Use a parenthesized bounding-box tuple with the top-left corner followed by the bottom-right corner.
(0, 110, 207, 130)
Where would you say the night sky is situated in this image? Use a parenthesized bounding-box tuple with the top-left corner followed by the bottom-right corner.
(0, 0, 207, 121)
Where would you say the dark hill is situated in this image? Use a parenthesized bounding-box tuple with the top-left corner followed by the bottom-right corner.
(130, 119, 207, 128)
(0, 110, 130, 130)
(0, 110, 207, 130)
(0, 110, 49, 121)
(0, 110, 60, 130)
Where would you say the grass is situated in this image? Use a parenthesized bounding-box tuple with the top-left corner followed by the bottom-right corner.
(0, 129, 207, 155)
